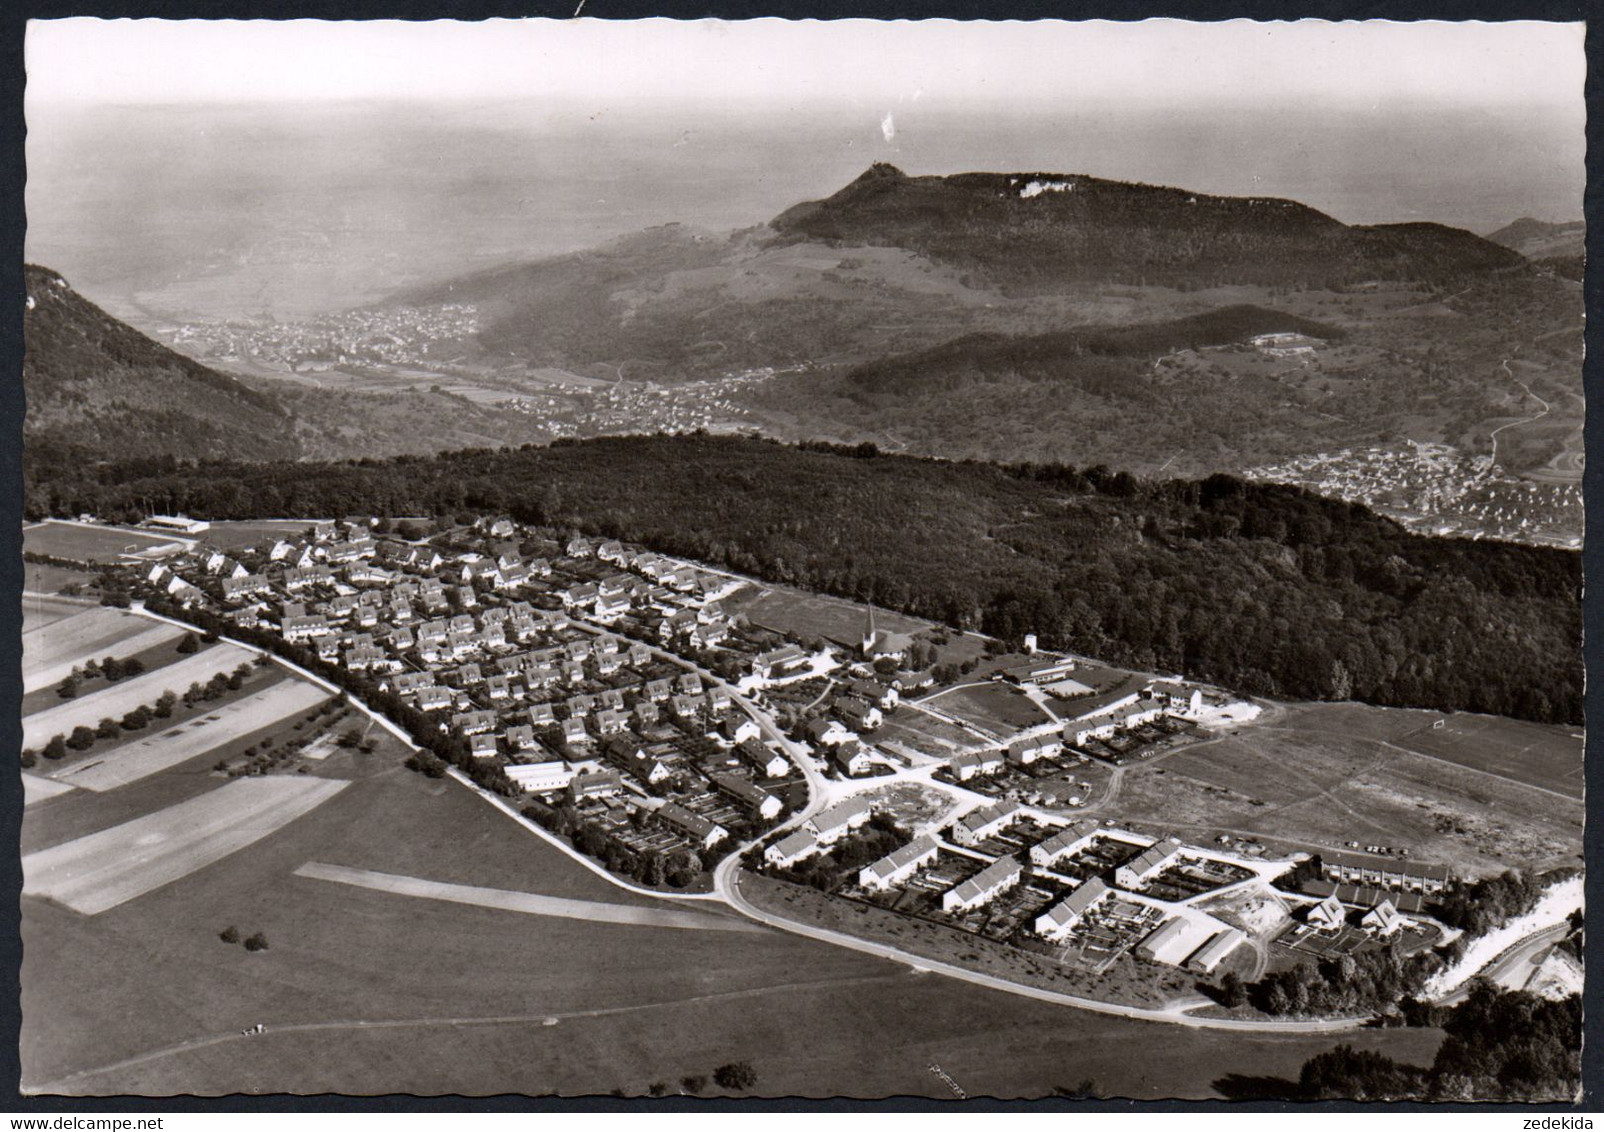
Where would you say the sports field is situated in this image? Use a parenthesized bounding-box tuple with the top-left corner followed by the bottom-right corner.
(21, 761, 1442, 1098)
(23, 643, 254, 750)
(23, 521, 189, 564)
(49, 680, 330, 793)
(25, 611, 185, 694)
(202, 519, 329, 551)
(1110, 701, 1583, 877)
(24, 777, 349, 915)
(294, 863, 764, 933)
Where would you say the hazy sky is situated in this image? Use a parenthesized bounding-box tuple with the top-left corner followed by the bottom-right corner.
(27, 18, 1585, 115)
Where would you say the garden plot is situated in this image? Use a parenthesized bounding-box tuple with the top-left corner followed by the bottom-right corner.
(48, 680, 330, 793)
(23, 777, 348, 915)
(23, 644, 253, 750)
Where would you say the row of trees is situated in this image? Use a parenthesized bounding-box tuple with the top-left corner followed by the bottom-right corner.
(1430, 870, 1548, 937)
(1295, 983, 1580, 1101)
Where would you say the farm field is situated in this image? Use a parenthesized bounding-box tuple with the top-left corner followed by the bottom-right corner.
(293, 863, 764, 933)
(25, 618, 185, 695)
(23, 642, 254, 749)
(21, 760, 1442, 1099)
(21, 594, 95, 634)
(48, 680, 330, 793)
(924, 682, 1055, 735)
(24, 776, 350, 915)
(22, 605, 171, 677)
(1110, 701, 1584, 877)
(23, 520, 189, 564)
(22, 774, 76, 807)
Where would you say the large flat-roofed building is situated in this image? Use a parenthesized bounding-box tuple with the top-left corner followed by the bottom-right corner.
(1187, 928, 1246, 974)
(1318, 849, 1451, 894)
(506, 760, 576, 793)
(144, 514, 211, 535)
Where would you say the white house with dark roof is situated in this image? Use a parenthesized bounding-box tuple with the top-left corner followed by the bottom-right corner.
(941, 856, 1022, 912)
(859, 836, 939, 890)
(1035, 877, 1110, 939)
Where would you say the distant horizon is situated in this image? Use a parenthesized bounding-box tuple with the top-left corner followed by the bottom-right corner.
(24, 20, 1585, 320)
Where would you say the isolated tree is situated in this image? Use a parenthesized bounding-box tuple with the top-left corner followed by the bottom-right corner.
(96, 717, 120, 740)
(122, 657, 146, 678)
(43, 735, 67, 761)
(153, 691, 177, 719)
(647, 1082, 669, 1098)
(177, 632, 200, 655)
(679, 1075, 708, 1095)
(714, 1062, 758, 1091)
(243, 932, 270, 952)
(55, 677, 77, 700)
(20, 750, 37, 769)
(219, 925, 241, 944)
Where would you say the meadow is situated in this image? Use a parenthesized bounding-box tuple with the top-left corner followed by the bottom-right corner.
(22, 753, 1445, 1099)
(1110, 701, 1583, 877)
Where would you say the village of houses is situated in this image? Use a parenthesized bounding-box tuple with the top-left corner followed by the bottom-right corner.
(127, 511, 1457, 1000)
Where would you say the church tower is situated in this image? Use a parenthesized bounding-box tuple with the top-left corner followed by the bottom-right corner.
(861, 603, 878, 658)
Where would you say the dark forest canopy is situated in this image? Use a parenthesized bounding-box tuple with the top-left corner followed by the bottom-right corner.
(29, 433, 1580, 725)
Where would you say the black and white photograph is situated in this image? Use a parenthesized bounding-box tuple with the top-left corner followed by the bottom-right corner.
(10, 14, 1589, 1104)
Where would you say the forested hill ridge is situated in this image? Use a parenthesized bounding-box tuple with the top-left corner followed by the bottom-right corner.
(22, 264, 302, 475)
(35, 434, 1580, 726)
(771, 164, 1525, 292)
(1485, 217, 1585, 260)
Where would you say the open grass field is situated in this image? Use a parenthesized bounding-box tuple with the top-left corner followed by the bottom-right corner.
(21, 756, 1442, 1099)
(25, 617, 185, 695)
(24, 777, 350, 915)
(875, 710, 987, 758)
(23, 520, 189, 564)
(23, 642, 254, 749)
(202, 519, 329, 551)
(294, 863, 764, 933)
(23, 561, 97, 596)
(1110, 701, 1583, 878)
(925, 682, 1055, 735)
(49, 680, 330, 793)
(1280, 703, 1584, 800)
